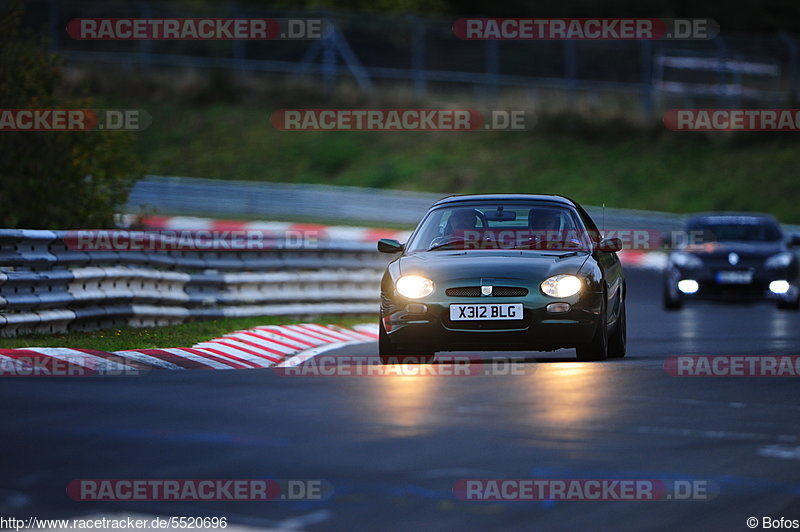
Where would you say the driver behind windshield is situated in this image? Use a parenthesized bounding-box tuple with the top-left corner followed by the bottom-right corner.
(448, 208, 479, 234)
(529, 208, 582, 249)
(529, 209, 561, 232)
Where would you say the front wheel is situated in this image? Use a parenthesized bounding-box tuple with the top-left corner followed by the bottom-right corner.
(777, 295, 800, 311)
(378, 321, 397, 360)
(662, 283, 682, 310)
(379, 322, 436, 364)
(607, 294, 626, 358)
(576, 295, 608, 361)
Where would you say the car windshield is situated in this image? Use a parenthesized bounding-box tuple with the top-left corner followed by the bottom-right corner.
(688, 217, 782, 242)
(405, 203, 591, 253)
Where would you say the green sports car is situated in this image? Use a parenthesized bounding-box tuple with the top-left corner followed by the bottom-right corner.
(377, 194, 627, 363)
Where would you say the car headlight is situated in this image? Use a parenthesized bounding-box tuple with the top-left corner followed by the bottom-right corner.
(671, 251, 703, 269)
(766, 252, 794, 269)
(396, 275, 434, 299)
(540, 274, 582, 298)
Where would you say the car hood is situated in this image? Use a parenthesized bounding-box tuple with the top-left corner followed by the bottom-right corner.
(397, 250, 590, 282)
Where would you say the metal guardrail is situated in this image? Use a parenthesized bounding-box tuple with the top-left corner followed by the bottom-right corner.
(0, 230, 384, 337)
(129, 175, 800, 235)
(127, 175, 439, 226)
(129, 175, 692, 232)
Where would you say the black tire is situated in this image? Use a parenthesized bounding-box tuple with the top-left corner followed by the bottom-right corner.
(662, 283, 682, 310)
(379, 322, 436, 364)
(777, 296, 800, 311)
(378, 321, 397, 359)
(608, 292, 627, 358)
(576, 293, 608, 361)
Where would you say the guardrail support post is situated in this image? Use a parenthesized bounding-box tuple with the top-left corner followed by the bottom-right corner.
(779, 32, 799, 104)
(640, 39, 653, 119)
(233, 4, 246, 76)
(410, 15, 427, 98)
(714, 36, 728, 107)
(136, 1, 153, 71)
(322, 31, 337, 98)
(48, 0, 59, 52)
(564, 40, 578, 103)
(483, 38, 499, 99)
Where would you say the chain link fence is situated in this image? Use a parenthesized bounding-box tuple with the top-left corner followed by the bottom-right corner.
(20, 1, 800, 117)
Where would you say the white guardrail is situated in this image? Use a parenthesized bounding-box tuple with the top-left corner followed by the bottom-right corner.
(0, 229, 385, 337)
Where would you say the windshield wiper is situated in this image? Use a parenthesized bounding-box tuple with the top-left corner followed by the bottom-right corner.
(535, 250, 581, 258)
(426, 238, 482, 251)
(511, 240, 586, 253)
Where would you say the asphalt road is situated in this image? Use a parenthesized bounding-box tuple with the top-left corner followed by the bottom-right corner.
(1, 269, 799, 531)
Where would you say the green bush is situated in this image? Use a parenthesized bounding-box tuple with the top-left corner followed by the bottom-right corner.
(0, 3, 141, 229)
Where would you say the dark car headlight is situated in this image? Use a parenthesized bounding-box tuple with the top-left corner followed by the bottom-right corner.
(540, 274, 582, 298)
(766, 252, 794, 269)
(671, 251, 703, 269)
(396, 275, 434, 299)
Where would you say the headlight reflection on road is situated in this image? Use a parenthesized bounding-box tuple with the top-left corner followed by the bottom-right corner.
(678, 307, 702, 342)
(770, 309, 792, 340)
(363, 356, 621, 443)
(516, 362, 616, 451)
(366, 372, 439, 438)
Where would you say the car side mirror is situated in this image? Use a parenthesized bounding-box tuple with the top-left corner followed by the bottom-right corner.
(789, 234, 800, 247)
(377, 238, 404, 253)
(598, 237, 623, 253)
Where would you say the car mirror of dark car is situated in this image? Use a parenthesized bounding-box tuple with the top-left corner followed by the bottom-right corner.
(789, 234, 800, 247)
(377, 238, 404, 253)
(598, 237, 623, 253)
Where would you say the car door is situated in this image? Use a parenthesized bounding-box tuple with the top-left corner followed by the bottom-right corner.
(574, 205, 624, 323)
(596, 246, 623, 323)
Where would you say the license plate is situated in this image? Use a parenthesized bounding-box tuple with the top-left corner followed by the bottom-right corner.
(716, 270, 753, 284)
(449, 303, 523, 321)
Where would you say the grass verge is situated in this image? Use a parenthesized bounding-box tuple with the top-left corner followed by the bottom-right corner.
(134, 103, 800, 223)
(0, 314, 376, 351)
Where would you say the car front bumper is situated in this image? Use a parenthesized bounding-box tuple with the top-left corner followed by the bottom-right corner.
(665, 266, 798, 302)
(381, 289, 604, 352)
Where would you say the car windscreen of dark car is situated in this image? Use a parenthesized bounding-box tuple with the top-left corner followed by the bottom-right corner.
(405, 203, 591, 253)
(687, 216, 783, 243)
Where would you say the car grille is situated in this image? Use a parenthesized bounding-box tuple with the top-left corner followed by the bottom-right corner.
(445, 286, 529, 297)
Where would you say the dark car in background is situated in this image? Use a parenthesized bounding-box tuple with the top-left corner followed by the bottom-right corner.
(663, 213, 800, 310)
(377, 194, 627, 363)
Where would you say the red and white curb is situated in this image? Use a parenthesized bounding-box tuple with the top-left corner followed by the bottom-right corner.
(0, 323, 378, 375)
(617, 250, 668, 270)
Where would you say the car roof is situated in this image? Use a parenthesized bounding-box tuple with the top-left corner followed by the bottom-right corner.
(432, 194, 577, 207)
